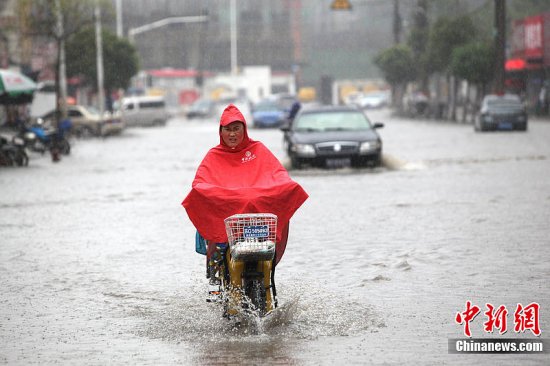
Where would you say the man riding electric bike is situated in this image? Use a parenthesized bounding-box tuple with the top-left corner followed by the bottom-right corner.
(182, 104, 308, 318)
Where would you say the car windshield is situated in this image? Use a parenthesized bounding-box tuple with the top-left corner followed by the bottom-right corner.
(484, 94, 522, 107)
(277, 96, 297, 110)
(294, 111, 372, 131)
(84, 106, 100, 116)
(254, 101, 280, 112)
(192, 99, 210, 108)
(485, 99, 523, 111)
(364, 91, 387, 99)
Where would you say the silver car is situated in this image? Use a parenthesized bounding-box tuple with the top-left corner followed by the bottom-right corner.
(39, 105, 124, 137)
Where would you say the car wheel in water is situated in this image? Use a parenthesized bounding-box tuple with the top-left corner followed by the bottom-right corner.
(77, 127, 95, 139)
(290, 156, 303, 170)
(370, 156, 382, 167)
(15, 150, 28, 166)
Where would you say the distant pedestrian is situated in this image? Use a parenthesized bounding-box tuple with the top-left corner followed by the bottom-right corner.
(288, 100, 301, 121)
(538, 85, 548, 116)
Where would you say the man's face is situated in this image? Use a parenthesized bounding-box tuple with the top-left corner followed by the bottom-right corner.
(221, 121, 245, 148)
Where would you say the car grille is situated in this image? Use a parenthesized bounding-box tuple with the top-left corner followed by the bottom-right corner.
(491, 113, 522, 123)
(316, 141, 358, 156)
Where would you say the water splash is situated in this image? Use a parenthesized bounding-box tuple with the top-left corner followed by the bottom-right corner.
(125, 282, 381, 344)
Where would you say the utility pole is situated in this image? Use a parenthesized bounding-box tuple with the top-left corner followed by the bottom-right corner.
(230, 0, 238, 75)
(393, 0, 401, 44)
(494, 0, 506, 94)
(55, 0, 68, 121)
(95, 2, 105, 119)
(196, 8, 208, 96)
(116, 0, 123, 38)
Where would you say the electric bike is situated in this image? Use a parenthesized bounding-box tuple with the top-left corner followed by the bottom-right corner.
(207, 213, 278, 319)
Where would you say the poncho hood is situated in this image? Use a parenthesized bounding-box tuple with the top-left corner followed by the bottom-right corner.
(217, 103, 250, 152)
(182, 104, 308, 262)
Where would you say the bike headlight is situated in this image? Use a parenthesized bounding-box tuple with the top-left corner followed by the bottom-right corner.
(292, 143, 315, 156)
(360, 140, 380, 153)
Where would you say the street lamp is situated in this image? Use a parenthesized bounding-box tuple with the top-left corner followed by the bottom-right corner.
(128, 15, 209, 43)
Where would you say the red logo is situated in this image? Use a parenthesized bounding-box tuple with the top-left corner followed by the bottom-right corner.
(484, 303, 508, 334)
(514, 303, 541, 336)
(455, 301, 481, 337)
(456, 301, 541, 337)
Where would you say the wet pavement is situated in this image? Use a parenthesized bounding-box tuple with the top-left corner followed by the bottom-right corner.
(1, 109, 549, 365)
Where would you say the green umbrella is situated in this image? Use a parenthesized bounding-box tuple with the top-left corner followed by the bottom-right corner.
(0, 69, 38, 105)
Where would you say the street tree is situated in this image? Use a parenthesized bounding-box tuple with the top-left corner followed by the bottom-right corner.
(17, 0, 113, 118)
(66, 27, 139, 109)
(407, 0, 430, 94)
(427, 15, 477, 74)
(374, 45, 417, 113)
(450, 41, 494, 122)
(427, 15, 477, 120)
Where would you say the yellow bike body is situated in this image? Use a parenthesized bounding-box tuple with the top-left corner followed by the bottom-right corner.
(225, 248, 274, 316)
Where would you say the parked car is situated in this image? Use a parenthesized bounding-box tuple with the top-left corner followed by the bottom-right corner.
(38, 105, 124, 137)
(186, 98, 216, 119)
(280, 105, 384, 169)
(271, 93, 299, 113)
(251, 99, 288, 128)
(355, 90, 390, 109)
(403, 90, 429, 117)
(119, 95, 170, 127)
(475, 94, 528, 131)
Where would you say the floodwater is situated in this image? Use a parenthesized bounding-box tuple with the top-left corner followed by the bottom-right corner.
(1, 109, 549, 365)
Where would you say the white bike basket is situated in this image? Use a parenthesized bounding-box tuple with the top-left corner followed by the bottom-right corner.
(224, 213, 277, 261)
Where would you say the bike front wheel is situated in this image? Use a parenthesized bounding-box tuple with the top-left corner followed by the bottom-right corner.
(245, 278, 267, 316)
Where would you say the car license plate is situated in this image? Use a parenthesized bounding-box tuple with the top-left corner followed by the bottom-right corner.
(326, 158, 351, 168)
(498, 122, 513, 130)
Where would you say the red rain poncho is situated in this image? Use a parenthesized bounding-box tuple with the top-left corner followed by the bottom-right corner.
(182, 104, 308, 263)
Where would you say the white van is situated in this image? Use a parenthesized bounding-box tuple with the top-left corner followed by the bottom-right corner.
(119, 95, 170, 127)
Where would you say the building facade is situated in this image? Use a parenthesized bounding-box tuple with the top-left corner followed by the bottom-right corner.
(507, 12, 550, 114)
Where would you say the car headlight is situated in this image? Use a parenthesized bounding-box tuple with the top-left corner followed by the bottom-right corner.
(292, 143, 316, 156)
(360, 140, 381, 153)
(483, 114, 493, 122)
(517, 115, 526, 122)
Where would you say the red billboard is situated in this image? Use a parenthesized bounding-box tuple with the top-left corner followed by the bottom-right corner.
(524, 15, 544, 59)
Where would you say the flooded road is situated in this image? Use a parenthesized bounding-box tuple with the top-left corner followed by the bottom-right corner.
(1, 109, 549, 365)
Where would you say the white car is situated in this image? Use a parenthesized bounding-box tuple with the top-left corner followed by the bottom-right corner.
(119, 95, 170, 127)
(355, 91, 390, 109)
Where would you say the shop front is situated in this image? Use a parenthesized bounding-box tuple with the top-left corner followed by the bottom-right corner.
(508, 13, 550, 115)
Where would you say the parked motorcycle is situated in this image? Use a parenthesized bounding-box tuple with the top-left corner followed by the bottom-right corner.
(16, 119, 71, 156)
(207, 213, 278, 319)
(0, 134, 28, 166)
